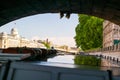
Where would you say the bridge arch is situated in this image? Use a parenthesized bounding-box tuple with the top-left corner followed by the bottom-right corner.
(0, 0, 120, 26)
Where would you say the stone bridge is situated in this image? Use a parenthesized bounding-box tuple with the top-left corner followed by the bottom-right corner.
(1, 0, 120, 80)
(0, 0, 120, 26)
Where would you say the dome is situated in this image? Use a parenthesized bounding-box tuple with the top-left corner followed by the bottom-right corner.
(11, 27, 18, 35)
(1, 32, 7, 36)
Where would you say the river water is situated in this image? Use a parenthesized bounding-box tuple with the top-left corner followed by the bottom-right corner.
(47, 54, 120, 67)
(47, 54, 120, 76)
(47, 55, 74, 64)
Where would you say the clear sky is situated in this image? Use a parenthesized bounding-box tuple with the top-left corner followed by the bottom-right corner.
(0, 13, 78, 47)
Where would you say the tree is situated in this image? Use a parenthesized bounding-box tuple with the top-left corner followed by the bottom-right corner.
(41, 41, 51, 49)
(74, 14, 103, 50)
(37, 40, 51, 49)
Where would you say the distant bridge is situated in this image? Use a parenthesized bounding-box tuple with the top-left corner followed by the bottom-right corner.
(55, 48, 79, 55)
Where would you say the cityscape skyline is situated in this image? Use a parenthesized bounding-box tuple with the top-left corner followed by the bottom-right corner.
(0, 14, 78, 47)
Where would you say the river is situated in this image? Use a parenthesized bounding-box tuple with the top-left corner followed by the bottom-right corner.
(46, 54, 120, 76)
(47, 55, 74, 64)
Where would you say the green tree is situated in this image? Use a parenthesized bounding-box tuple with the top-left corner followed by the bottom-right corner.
(41, 41, 51, 49)
(74, 14, 103, 50)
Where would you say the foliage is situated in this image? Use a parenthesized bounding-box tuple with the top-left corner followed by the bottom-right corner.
(84, 47, 101, 52)
(74, 14, 103, 50)
(41, 41, 51, 49)
(74, 55, 101, 66)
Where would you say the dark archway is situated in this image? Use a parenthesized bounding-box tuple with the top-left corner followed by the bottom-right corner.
(0, 0, 120, 26)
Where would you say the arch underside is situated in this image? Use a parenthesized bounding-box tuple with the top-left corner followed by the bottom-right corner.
(0, 0, 120, 26)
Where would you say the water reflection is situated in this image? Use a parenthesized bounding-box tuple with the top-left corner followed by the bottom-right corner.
(47, 55, 120, 76)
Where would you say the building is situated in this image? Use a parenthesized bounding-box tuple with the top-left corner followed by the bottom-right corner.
(0, 28, 42, 48)
(103, 20, 120, 48)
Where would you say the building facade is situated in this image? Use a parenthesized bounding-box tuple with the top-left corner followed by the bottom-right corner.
(103, 20, 120, 48)
(0, 28, 43, 48)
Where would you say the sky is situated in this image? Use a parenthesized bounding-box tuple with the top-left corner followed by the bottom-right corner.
(0, 13, 78, 47)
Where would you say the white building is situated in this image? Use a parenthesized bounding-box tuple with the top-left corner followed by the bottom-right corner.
(0, 28, 42, 48)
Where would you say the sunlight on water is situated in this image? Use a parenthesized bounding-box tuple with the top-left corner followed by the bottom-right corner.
(47, 55, 74, 64)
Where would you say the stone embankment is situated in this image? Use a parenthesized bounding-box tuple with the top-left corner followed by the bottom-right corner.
(88, 44, 120, 62)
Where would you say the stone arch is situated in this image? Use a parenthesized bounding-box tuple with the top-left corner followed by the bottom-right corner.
(0, 0, 120, 26)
